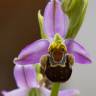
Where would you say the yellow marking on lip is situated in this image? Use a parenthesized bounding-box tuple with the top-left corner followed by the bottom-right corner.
(50, 63, 66, 67)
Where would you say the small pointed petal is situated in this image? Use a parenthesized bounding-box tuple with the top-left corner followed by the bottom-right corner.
(2, 88, 29, 96)
(65, 39, 92, 64)
(44, 0, 69, 39)
(59, 89, 80, 96)
(14, 65, 39, 88)
(14, 39, 49, 65)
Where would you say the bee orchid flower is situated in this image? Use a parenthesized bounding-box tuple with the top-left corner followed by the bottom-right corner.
(2, 0, 92, 96)
(14, 0, 91, 65)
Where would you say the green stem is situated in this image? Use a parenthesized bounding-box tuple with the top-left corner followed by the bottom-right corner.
(50, 83, 60, 96)
(29, 88, 40, 96)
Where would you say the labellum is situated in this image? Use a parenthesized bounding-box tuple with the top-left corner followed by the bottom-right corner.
(40, 37, 74, 82)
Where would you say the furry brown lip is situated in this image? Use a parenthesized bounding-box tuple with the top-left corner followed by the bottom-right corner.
(45, 55, 72, 82)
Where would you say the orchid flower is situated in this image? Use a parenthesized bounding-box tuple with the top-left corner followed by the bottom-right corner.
(14, 0, 91, 65)
(2, 64, 80, 96)
(2, 0, 91, 96)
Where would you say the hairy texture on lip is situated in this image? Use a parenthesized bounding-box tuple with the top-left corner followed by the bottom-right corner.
(45, 55, 72, 82)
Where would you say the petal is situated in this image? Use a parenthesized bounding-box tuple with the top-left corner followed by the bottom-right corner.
(40, 87, 80, 96)
(2, 88, 30, 96)
(14, 65, 39, 88)
(14, 39, 49, 65)
(59, 89, 80, 96)
(65, 39, 92, 64)
(44, 0, 69, 40)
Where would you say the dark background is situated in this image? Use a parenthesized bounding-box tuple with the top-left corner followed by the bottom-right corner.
(0, 0, 48, 95)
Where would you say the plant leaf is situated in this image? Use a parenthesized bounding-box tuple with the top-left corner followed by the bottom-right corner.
(38, 10, 48, 39)
(61, 0, 88, 39)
